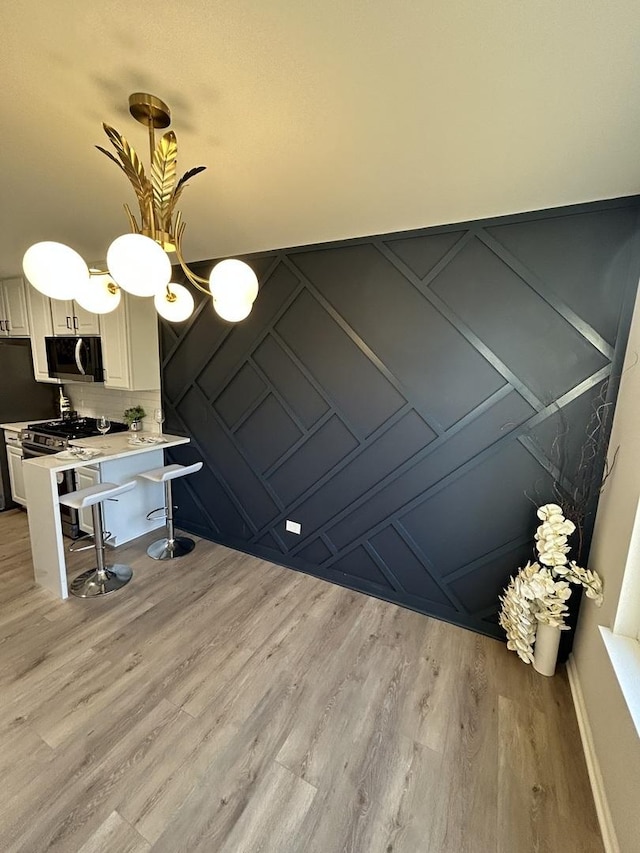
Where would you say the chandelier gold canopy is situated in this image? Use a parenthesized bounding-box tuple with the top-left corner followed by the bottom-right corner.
(22, 93, 259, 323)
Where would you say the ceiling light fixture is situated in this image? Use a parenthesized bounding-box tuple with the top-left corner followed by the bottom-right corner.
(22, 92, 259, 323)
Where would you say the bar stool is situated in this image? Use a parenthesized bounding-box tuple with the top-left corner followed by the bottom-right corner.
(60, 480, 137, 598)
(139, 462, 203, 560)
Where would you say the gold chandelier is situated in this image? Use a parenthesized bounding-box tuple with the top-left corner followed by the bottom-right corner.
(22, 93, 259, 323)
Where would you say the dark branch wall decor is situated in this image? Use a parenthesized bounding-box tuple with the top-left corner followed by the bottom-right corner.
(160, 197, 640, 640)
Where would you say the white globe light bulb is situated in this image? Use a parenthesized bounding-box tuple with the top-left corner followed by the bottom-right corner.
(154, 283, 195, 322)
(213, 295, 253, 323)
(209, 259, 258, 304)
(107, 234, 171, 297)
(22, 242, 89, 300)
(74, 273, 121, 314)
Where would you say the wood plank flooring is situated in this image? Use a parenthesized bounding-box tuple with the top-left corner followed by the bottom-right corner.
(0, 508, 603, 852)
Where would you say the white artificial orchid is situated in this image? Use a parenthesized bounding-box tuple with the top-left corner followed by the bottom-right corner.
(536, 503, 564, 521)
(500, 504, 604, 665)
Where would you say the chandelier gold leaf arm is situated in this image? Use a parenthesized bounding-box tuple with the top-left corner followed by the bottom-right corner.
(101, 124, 153, 233)
(151, 131, 178, 239)
(22, 92, 259, 324)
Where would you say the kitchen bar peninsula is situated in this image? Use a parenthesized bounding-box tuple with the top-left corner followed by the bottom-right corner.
(23, 432, 189, 599)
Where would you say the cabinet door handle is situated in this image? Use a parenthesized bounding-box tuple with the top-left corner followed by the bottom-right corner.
(72, 315, 79, 330)
(66, 316, 72, 329)
(5, 320, 10, 332)
(0, 320, 4, 331)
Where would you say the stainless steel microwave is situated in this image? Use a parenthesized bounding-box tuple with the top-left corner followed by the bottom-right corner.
(45, 336, 104, 383)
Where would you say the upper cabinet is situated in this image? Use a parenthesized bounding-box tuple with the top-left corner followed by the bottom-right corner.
(25, 285, 160, 390)
(50, 300, 100, 336)
(0, 278, 30, 337)
(100, 292, 160, 391)
(25, 288, 60, 383)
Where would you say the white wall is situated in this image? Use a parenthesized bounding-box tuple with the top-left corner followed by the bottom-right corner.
(63, 384, 161, 432)
(572, 285, 640, 853)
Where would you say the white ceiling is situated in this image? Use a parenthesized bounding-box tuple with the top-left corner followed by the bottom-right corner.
(1, 0, 639, 277)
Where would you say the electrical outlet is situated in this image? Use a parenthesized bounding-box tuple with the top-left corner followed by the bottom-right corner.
(286, 519, 302, 535)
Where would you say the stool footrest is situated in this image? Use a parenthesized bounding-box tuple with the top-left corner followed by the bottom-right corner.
(68, 537, 95, 554)
(146, 506, 167, 521)
(68, 530, 112, 552)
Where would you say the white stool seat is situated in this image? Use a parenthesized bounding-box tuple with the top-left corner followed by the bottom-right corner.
(60, 480, 136, 510)
(139, 462, 203, 483)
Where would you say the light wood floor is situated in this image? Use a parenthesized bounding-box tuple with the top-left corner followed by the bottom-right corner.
(0, 508, 603, 853)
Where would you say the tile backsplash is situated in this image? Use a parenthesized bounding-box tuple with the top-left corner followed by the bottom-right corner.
(64, 384, 162, 431)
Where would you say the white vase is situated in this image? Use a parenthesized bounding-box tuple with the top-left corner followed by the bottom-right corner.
(533, 621, 561, 676)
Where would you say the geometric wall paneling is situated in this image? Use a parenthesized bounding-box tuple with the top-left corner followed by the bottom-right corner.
(485, 206, 639, 346)
(428, 236, 610, 404)
(268, 415, 360, 506)
(178, 385, 281, 531)
(289, 243, 506, 429)
(323, 387, 535, 550)
(329, 545, 394, 591)
(399, 441, 557, 577)
(282, 409, 438, 548)
(523, 377, 612, 507)
(253, 336, 329, 429)
(383, 229, 466, 279)
(235, 394, 303, 474)
(295, 537, 335, 565)
(275, 287, 407, 438)
(214, 363, 267, 429)
(161, 196, 640, 641)
(368, 524, 456, 606)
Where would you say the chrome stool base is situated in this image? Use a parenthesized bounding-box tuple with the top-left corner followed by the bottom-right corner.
(147, 536, 196, 561)
(69, 564, 133, 598)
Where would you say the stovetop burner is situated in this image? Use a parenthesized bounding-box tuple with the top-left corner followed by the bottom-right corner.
(23, 417, 129, 449)
(26, 417, 122, 439)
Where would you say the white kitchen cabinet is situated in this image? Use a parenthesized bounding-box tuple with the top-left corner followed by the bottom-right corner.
(25, 279, 160, 389)
(25, 288, 60, 383)
(0, 278, 30, 337)
(100, 291, 160, 390)
(76, 465, 100, 535)
(50, 300, 100, 336)
(75, 453, 163, 546)
(7, 444, 26, 506)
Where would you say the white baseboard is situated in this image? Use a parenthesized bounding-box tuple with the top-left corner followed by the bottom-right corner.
(566, 655, 620, 853)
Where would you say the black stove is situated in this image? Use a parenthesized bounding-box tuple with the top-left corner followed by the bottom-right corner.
(22, 417, 128, 451)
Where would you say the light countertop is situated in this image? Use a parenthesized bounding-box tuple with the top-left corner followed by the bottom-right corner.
(1, 420, 50, 433)
(23, 432, 189, 473)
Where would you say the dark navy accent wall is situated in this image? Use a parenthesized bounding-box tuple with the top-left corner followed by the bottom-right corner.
(160, 198, 640, 639)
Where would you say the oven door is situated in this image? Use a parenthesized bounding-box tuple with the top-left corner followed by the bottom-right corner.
(22, 443, 81, 539)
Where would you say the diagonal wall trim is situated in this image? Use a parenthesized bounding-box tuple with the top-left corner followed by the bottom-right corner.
(375, 240, 546, 411)
(477, 230, 615, 359)
(443, 533, 534, 584)
(269, 329, 365, 441)
(307, 411, 533, 559)
(282, 254, 444, 437)
(523, 366, 612, 430)
(247, 355, 315, 437)
(363, 541, 402, 592)
(166, 398, 264, 539)
(517, 434, 580, 499)
(390, 519, 466, 612)
(386, 228, 474, 283)
(284, 384, 517, 554)
(258, 402, 420, 543)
